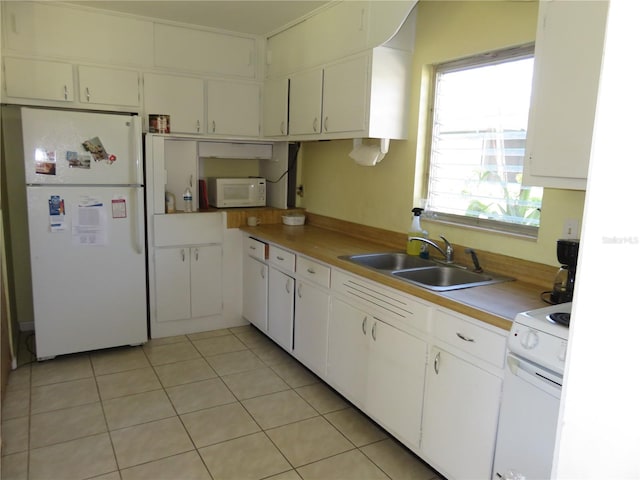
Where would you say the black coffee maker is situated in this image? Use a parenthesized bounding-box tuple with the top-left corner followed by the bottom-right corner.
(551, 239, 579, 304)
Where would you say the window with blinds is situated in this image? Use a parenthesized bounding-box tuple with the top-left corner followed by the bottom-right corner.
(425, 45, 542, 237)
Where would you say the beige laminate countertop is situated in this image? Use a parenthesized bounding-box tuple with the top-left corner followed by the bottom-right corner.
(240, 224, 551, 331)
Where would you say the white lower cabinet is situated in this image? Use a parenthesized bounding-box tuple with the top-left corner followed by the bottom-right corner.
(243, 253, 268, 333)
(148, 212, 225, 338)
(422, 347, 502, 480)
(268, 268, 294, 351)
(293, 278, 330, 376)
(292, 256, 331, 377)
(328, 296, 427, 448)
(421, 309, 507, 479)
(155, 245, 222, 323)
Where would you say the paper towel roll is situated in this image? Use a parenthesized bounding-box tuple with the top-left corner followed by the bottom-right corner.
(349, 144, 383, 166)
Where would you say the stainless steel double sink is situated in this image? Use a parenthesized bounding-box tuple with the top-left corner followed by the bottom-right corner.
(339, 252, 514, 292)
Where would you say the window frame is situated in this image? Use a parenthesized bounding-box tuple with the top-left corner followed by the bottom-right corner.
(424, 43, 541, 238)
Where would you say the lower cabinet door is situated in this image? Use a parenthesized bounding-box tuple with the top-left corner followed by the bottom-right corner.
(366, 319, 427, 448)
(243, 256, 268, 332)
(155, 247, 191, 322)
(327, 297, 368, 405)
(268, 268, 294, 351)
(422, 347, 502, 480)
(190, 245, 222, 319)
(293, 280, 329, 376)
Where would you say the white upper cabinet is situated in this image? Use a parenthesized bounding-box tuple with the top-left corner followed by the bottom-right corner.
(154, 24, 256, 79)
(207, 80, 261, 137)
(263, 78, 290, 137)
(2, 2, 153, 67)
(3, 57, 74, 103)
(322, 55, 369, 134)
(523, 0, 609, 190)
(287, 49, 411, 140)
(266, 1, 416, 78)
(78, 66, 139, 107)
(288, 69, 324, 136)
(143, 73, 205, 134)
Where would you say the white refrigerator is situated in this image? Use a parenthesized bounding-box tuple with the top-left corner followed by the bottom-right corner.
(21, 107, 147, 360)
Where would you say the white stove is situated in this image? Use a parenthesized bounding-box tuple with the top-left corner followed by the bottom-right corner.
(493, 302, 572, 480)
(508, 302, 571, 376)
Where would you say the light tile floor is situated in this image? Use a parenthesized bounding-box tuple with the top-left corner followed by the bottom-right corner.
(2, 325, 442, 480)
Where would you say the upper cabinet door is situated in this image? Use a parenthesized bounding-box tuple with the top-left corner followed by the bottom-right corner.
(154, 24, 256, 79)
(289, 69, 324, 136)
(143, 73, 205, 134)
(263, 78, 289, 137)
(523, 0, 609, 190)
(322, 55, 369, 134)
(78, 66, 139, 107)
(207, 80, 260, 137)
(4, 57, 74, 102)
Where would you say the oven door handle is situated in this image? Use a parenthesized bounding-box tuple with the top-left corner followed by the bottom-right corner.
(507, 355, 563, 398)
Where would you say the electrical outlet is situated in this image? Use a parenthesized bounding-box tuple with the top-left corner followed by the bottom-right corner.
(296, 185, 304, 197)
(563, 219, 579, 239)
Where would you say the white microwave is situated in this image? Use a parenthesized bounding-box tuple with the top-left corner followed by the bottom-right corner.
(207, 177, 266, 208)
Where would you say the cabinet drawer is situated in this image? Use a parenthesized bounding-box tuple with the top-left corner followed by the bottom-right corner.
(433, 309, 507, 368)
(245, 237, 267, 261)
(269, 245, 295, 271)
(297, 256, 330, 288)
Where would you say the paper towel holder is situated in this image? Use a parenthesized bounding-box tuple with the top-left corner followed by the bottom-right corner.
(349, 138, 390, 166)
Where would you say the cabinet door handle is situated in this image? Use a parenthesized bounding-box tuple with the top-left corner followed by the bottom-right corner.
(181, 249, 186, 262)
(361, 316, 367, 336)
(196, 120, 201, 132)
(64, 85, 69, 100)
(211, 120, 216, 132)
(371, 321, 377, 341)
(434, 351, 440, 375)
(280, 121, 286, 135)
(297, 283, 303, 298)
(190, 175, 193, 188)
(312, 117, 319, 133)
(260, 266, 266, 279)
(194, 248, 199, 261)
(85, 87, 91, 102)
(324, 116, 329, 132)
(456, 332, 475, 343)
(285, 278, 292, 294)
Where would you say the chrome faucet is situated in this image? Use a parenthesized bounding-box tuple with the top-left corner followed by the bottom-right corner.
(407, 235, 454, 263)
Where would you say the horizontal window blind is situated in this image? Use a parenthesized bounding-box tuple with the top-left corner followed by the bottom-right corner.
(426, 45, 542, 237)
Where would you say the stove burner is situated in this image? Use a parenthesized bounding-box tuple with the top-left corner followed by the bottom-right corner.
(548, 312, 570, 327)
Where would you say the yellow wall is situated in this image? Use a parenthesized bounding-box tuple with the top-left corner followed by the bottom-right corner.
(299, 0, 586, 267)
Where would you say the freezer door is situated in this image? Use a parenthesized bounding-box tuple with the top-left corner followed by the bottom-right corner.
(27, 185, 147, 359)
(22, 108, 143, 186)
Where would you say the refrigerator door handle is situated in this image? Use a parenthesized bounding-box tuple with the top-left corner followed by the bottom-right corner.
(131, 188, 144, 255)
(132, 116, 144, 185)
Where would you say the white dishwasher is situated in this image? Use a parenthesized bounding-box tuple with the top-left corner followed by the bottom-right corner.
(492, 303, 572, 480)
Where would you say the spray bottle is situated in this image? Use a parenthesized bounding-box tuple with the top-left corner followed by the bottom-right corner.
(407, 207, 428, 256)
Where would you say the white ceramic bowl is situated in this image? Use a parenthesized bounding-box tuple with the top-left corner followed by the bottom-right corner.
(282, 214, 305, 226)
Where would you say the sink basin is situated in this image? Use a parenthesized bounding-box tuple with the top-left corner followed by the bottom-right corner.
(392, 267, 510, 291)
(339, 253, 437, 271)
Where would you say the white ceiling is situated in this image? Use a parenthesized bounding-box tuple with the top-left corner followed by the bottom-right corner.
(68, 1, 330, 35)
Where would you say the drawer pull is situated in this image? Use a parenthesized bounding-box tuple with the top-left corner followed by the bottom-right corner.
(434, 351, 441, 375)
(277, 256, 285, 261)
(456, 332, 475, 343)
(307, 268, 316, 275)
(249, 246, 256, 250)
